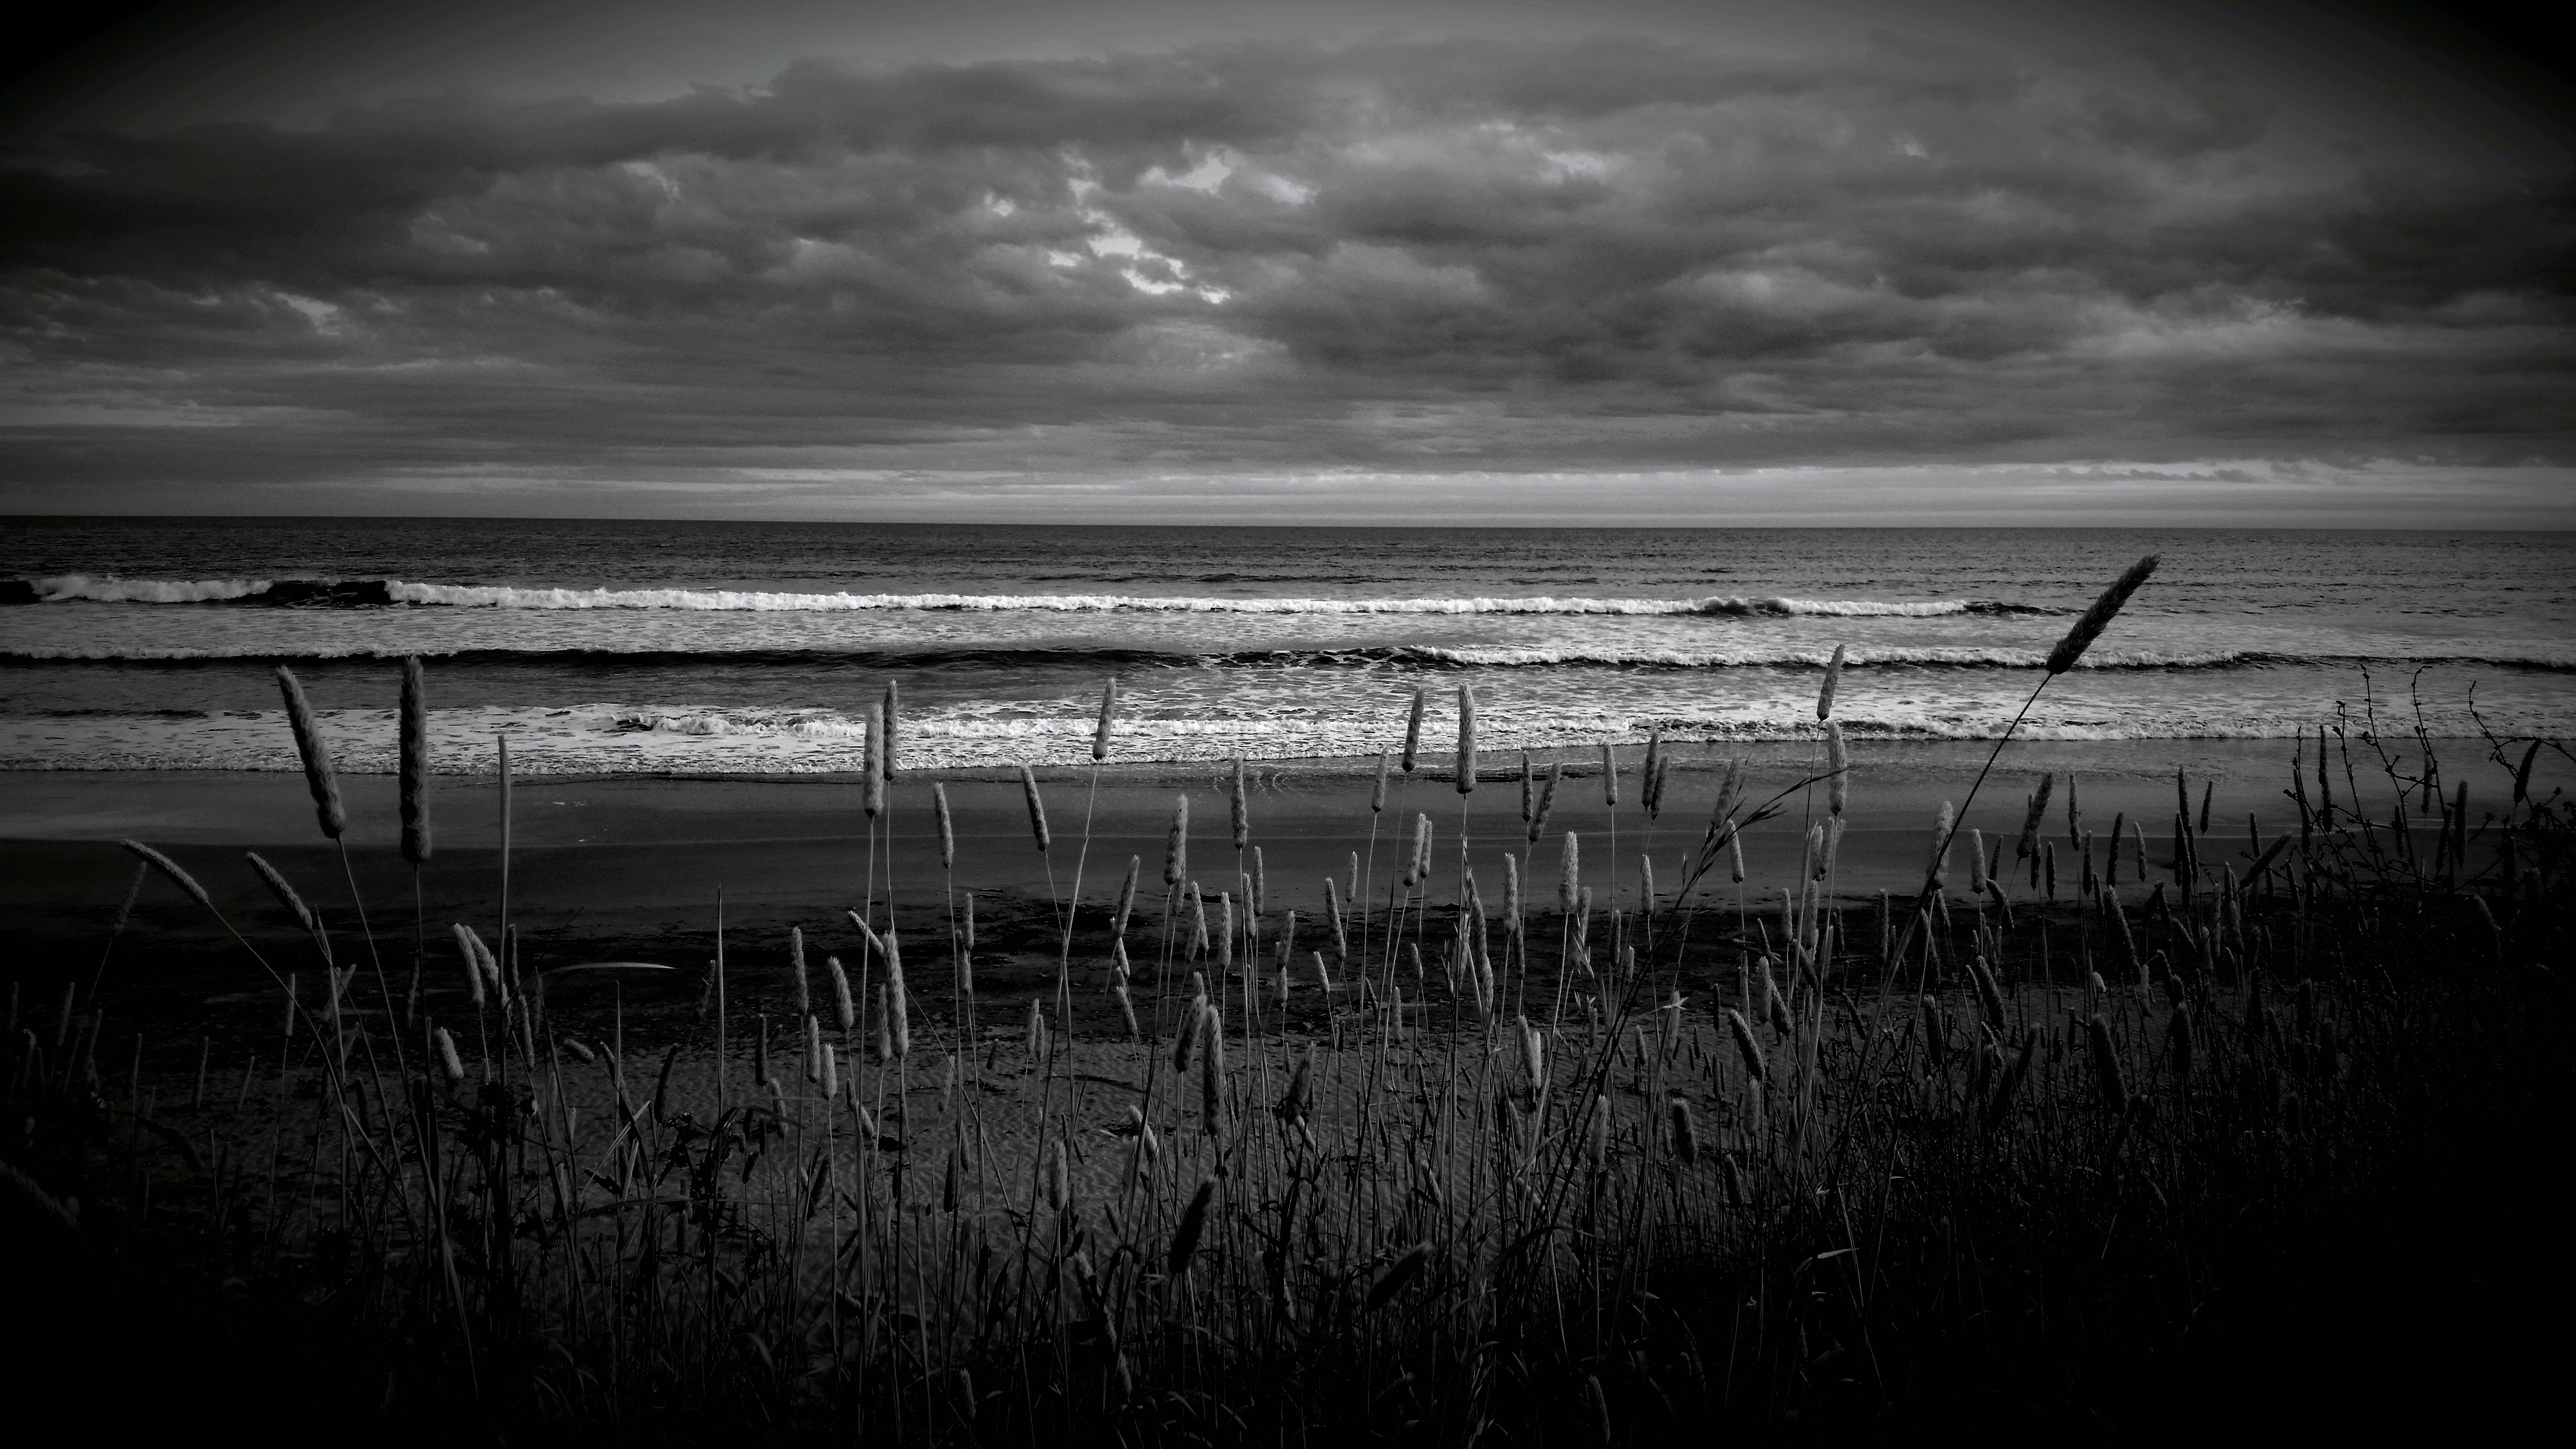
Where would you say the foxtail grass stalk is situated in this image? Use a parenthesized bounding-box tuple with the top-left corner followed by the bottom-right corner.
(496, 733, 513, 972)
(401, 656, 431, 1027)
(118, 838, 342, 1079)
(273, 666, 393, 1061)
(1894, 554, 2160, 963)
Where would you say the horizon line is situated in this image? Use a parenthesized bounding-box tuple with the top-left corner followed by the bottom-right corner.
(5, 512, 2574, 534)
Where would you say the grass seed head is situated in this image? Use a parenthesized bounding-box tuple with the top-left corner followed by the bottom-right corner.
(1726, 1007, 1767, 1082)
(1365, 1244, 1430, 1314)
(790, 927, 810, 1017)
(273, 665, 345, 840)
(247, 851, 325, 962)
(2086, 1013, 2128, 1107)
(1970, 955, 2006, 1030)
(1040, 1141, 1071, 1215)
(399, 656, 432, 865)
(1116, 854, 1143, 934)
(1826, 722, 1849, 816)
(1018, 765, 1050, 852)
(1200, 1000, 1226, 1131)
(1668, 1095, 1700, 1164)
(452, 923, 487, 1007)
(826, 954, 855, 1031)
(2046, 553, 2161, 674)
(1173, 991, 1205, 1074)
(886, 939, 910, 1059)
(1169, 1175, 1216, 1274)
(862, 704, 885, 818)
(1525, 759, 1558, 844)
(1276, 1043, 1316, 1126)
(1455, 685, 1478, 794)
(1817, 643, 1847, 720)
(881, 678, 901, 779)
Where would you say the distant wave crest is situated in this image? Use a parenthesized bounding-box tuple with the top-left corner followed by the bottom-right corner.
(14, 575, 400, 607)
(14, 573, 2047, 618)
(11, 640, 2576, 673)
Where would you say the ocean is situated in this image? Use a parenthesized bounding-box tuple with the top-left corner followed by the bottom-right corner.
(3, 517, 2569, 775)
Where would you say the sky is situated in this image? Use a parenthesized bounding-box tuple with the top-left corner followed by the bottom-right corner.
(1, 0, 2571, 525)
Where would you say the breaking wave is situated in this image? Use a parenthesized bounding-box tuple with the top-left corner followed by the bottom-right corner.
(10, 641, 2574, 673)
(12, 574, 2050, 618)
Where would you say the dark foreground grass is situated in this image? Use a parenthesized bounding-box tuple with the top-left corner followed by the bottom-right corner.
(6, 722, 2571, 1444)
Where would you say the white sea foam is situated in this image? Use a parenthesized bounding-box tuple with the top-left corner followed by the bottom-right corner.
(390, 582, 1990, 615)
(1407, 645, 2266, 669)
(25, 574, 1999, 617)
(1, 699, 2524, 775)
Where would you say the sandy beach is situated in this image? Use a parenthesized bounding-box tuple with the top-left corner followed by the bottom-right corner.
(14, 731, 2534, 1069)
(2, 736, 2359, 956)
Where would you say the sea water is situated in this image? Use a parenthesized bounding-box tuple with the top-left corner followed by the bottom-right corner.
(3, 518, 2568, 774)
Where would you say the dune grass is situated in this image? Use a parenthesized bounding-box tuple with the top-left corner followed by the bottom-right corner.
(6, 653, 2572, 1441)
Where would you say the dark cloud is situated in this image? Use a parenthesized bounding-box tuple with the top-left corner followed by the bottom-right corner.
(0, 31, 2570, 515)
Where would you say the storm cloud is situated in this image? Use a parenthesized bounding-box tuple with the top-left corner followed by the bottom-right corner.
(2, 28, 2571, 519)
